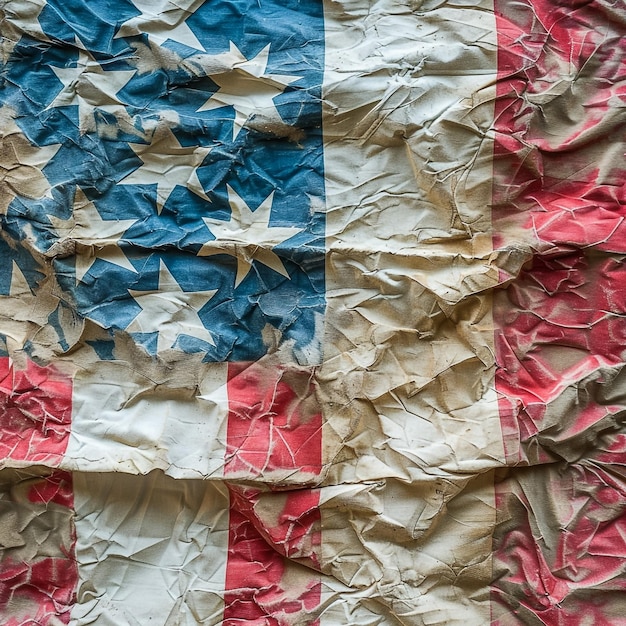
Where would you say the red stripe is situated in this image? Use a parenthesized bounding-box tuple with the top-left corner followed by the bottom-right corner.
(224, 487, 321, 625)
(225, 362, 323, 477)
(492, 0, 626, 621)
(493, 0, 626, 252)
(0, 357, 72, 465)
(492, 0, 626, 470)
(495, 253, 626, 463)
(492, 466, 626, 625)
(224, 362, 322, 624)
(0, 470, 77, 625)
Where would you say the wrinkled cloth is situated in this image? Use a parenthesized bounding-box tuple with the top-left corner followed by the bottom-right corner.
(0, 0, 625, 624)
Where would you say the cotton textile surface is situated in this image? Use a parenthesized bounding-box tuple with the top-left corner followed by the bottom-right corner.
(0, 0, 625, 624)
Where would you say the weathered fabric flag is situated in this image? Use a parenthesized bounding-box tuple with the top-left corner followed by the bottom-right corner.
(0, 0, 625, 624)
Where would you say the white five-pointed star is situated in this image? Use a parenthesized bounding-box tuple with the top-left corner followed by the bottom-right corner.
(126, 260, 216, 354)
(119, 126, 212, 213)
(198, 42, 300, 140)
(115, 0, 205, 51)
(9, 261, 30, 298)
(198, 185, 302, 287)
(0, 108, 60, 214)
(5, 262, 34, 355)
(48, 188, 137, 283)
(46, 48, 135, 132)
(1, 0, 48, 63)
(1, 261, 57, 356)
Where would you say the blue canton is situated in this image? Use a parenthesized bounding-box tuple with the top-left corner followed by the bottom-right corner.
(0, 0, 326, 364)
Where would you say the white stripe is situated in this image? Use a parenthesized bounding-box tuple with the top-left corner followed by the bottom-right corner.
(320, 0, 502, 622)
(70, 470, 230, 625)
(64, 360, 229, 478)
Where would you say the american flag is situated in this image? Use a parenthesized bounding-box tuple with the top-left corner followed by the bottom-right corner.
(0, 0, 625, 623)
